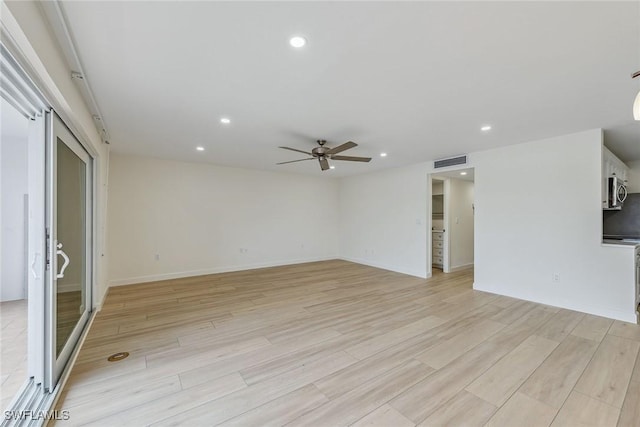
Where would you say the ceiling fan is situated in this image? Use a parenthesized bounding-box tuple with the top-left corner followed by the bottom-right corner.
(277, 139, 372, 171)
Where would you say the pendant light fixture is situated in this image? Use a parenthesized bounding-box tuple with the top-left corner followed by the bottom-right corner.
(633, 71, 640, 121)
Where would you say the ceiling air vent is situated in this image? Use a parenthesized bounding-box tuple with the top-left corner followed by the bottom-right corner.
(434, 155, 467, 169)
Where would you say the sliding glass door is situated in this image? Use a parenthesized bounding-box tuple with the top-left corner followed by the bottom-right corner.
(45, 112, 92, 390)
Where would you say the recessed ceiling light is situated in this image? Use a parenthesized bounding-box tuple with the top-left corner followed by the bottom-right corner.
(289, 36, 307, 48)
(380, 152, 387, 157)
(220, 117, 231, 124)
(196, 146, 205, 151)
(460, 171, 467, 176)
(481, 125, 492, 131)
(330, 165, 335, 169)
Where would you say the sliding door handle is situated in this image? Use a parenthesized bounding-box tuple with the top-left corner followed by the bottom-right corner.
(31, 252, 41, 279)
(56, 242, 70, 279)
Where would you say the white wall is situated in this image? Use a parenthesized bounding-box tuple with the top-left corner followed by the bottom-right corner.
(432, 181, 443, 195)
(447, 178, 474, 270)
(107, 154, 339, 285)
(0, 102, 29, 302)
(339, 129, 636, 322)
(338, 163, 428, 278)
(473, 129, 636, 322)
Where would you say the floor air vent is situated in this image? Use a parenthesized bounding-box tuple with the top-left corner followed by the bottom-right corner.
(434, 155, 467, 169)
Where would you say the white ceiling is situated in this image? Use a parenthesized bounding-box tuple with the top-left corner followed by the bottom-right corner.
(58, 1, 640, 177)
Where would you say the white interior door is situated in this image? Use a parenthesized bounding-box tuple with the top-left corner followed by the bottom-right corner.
(45, 111, 92, 390)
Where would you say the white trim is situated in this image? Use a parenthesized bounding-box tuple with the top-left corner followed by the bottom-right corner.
(108, 256, 429, 289)
(108, 256, 339, 287)
(38, 1, 110, 144)
(473, 282, 637, 323)
(449, 263, 474, 273)
(339, 256, 427, 279)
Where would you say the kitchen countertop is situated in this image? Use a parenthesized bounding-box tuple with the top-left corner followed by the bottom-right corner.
(602, 239, 640, 248)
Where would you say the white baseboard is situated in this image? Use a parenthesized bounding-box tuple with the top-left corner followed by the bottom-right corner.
(339, 256, 427, 279)
(449, 263, 474, 273)
(473, 281, 637, 324)
(108, 255, 339, 287)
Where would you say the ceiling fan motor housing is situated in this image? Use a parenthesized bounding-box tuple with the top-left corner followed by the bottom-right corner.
(312, 146, 329, 158)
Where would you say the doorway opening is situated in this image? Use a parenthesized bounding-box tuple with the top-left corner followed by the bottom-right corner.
(0, 97, 30, 410)
(1, 43, 95, 417)
(429, 168, 475, 276)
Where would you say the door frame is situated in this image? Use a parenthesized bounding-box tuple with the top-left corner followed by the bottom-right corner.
(428, 167, 476, 276)
(428, 175, 450, 274)
(1, 4, 103, 417)
(44, 111, 94, 390)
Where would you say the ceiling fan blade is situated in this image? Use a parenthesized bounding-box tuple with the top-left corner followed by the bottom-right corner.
(326, 141, 357, 155)
(279, 146, 312, 156)
(331, 155, 372, 162)
(276, 158, 315, 165)
(319, 157, 330, 171)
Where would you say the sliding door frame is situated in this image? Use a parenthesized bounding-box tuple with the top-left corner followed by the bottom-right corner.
(44, 111, 94, 391)
(1, 3, 102, 420)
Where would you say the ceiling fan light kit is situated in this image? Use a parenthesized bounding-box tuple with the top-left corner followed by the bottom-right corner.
(633, 70, 640, 121)
(277, 139, 372, 171)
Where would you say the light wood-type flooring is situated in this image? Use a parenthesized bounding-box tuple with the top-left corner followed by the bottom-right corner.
(1, 299, 28, 411)
(54, 260, 640, 426)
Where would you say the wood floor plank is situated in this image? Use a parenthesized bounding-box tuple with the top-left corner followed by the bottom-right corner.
(314, 333, 441, 400)
(57, 375, 182, 425)
(218, 384, 329, 427)
(110, 372, 246, 425)
(608, 320, 640, 342)
(633, 350, 640, 383)
(466, 334, 558, 406)
(145, 336, 272, 370)
(535, 309, 584, 342)
(62, 355, 148, 390)
(389, 341, 511, 424)
(415, 318, 506, 369)
(291, 360, 433, 426)
(519, 335, 599, 408)
(151, 350, 357, 426)
(550, 391, 620, 427)
(344, 315, 445, 360)
(352, 404, 415, 427)
(485, 392, 557, 427)
(618, 380, 640, 427)
(178, 331, 359, 390)
(571, 314, 614, 342)
(50, 261, 639, 427)
(573, 334, 639, 408)
(418, 390, 497, 427)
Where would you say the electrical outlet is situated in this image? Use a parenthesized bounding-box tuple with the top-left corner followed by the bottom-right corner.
(154, 254, 160, 261)
(552, 272, 560, 282)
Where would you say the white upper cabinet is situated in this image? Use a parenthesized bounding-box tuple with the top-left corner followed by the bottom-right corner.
(603, 146, 629, 182)
(602, 146, 629, 207)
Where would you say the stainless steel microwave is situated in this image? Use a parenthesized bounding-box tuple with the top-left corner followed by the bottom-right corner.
(605, 176, 628, 210)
